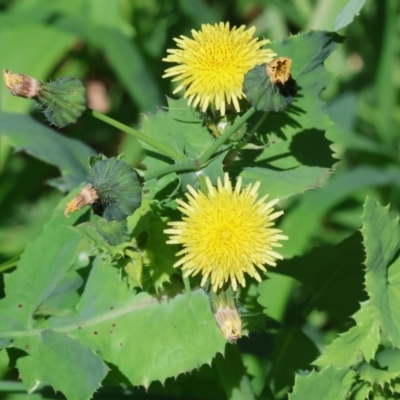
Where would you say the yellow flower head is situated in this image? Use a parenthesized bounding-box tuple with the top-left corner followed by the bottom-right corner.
(163, 22, 276, 116)
(164, 173, 288, 292)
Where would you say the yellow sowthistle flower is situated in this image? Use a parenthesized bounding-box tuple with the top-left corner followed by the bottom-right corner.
(164, 173, 288, 292)
(163, 22, 276, 116)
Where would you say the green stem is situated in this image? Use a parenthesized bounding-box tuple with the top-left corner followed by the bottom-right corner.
(143, 160, 197, 181)
(0, 255, 19, 273)
(86, 109, 187, 162)
(198, 107, 257, 165)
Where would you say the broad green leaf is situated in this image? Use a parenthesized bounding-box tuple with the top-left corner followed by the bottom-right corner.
(240, 166, 331, 200)
(282, 167, 400, 257)
(362, 197, 400, 348)
(308, 0, 365, 31)
(289, 366, 350, 400)
(35, 269, 84, 318)
(277, 232, 366, 324)
(314, 301, 380, 368)
(140, 97, 215, 171)
(258, 272, 297, 323)
(44, 258, 226, 387)
(232, 31, 339, 199)
(0, 204, 85, 333)
(16, 331, 108, 400)
(0, 112, 95, 190)
(334, 0, 366, 31)
(0, 23, 77, 113)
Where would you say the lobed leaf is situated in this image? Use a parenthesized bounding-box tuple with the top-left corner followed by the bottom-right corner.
(289, 366, 351, 400)
(362, 197, 400, 348)
(314, 301, 380, 368)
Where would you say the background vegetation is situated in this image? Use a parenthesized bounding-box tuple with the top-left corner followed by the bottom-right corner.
(0, 0, 399, 399)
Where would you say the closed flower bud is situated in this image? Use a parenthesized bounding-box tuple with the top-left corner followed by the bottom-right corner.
(3, 69, 40, 98)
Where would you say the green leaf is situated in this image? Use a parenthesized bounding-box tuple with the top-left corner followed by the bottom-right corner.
(72, 219, 131, 260)
(46, 258, 226, 387)
(362, 197, 400, 348)
(0, 112, 95, 190)
(140, 97, 215, 171)
(357, 362, 398, 387)
(16, 330, 108, 400)
(240, 166, 331, 200)
(0, 203, 85, 333)
(314, 302, 380, 368)
(334, 0, 366, 31)
(232, 31, 339, 199)
(277, 232, 366, 324)
(141, 217, 178, 291)
(289, 366, 350, 400)
(282, 167, 400, 257)
(258, 272, 296, 323)
(376, 347, 400, 374)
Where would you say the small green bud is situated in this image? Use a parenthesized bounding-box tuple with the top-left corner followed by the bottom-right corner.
(39, 77, 86, 128)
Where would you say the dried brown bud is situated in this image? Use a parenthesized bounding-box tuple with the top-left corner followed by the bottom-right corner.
(64, 185, 99, 217)
(3, 69, 40, 98)
(266, 57, 292, 84)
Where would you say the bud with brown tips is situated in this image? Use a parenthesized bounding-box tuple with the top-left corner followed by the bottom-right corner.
(3, 69, 40, 98)
(64, 185, 99, 217)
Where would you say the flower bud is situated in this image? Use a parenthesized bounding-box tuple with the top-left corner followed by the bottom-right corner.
(3, 69, 40, 98)
(64, 185, 99, 217)
(2, 70, 86, 128)
(209, 286, 242, 342)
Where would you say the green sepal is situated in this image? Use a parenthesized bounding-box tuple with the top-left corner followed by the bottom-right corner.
(38, 77, 86, 128)
(243, 64, 296, 112)
(86, 157, 142, 221)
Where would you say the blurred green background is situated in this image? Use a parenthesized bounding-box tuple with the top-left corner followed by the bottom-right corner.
(0, 0, 398, 398)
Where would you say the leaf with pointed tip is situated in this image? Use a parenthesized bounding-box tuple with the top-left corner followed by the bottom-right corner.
(16, 331, 108, 400)
(289, 366, 350, 400)
(357, 363, 398, 387)
(314, 301, 380, 368)
(334, 0, 366, 31)
(362, 197, 400, 348)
